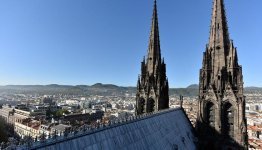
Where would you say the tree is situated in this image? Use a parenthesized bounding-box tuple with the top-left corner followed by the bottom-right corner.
(54, 109, 70, 118)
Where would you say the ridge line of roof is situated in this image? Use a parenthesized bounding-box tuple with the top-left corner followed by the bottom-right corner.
(22, 108, 182, 149)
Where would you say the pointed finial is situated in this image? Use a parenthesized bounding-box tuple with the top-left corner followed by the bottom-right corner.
(137, 75, 141, 82)
(180, 95, 183, 108)
(154, 0, 157, 14)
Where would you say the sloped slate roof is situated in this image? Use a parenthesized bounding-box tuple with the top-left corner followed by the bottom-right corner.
(28, 108, 197, 150)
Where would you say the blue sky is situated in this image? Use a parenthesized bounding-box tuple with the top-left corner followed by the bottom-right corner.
(0, 0, 261, 87)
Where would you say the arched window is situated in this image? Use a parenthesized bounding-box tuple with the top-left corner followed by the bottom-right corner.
(228, 72, 232, 84)
(147, 98, 155, 113)
(222, 103, 234, 137)
(137, 98, 145, 114)
(205, 102, 215, 127)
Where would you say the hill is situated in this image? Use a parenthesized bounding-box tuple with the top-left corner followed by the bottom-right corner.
(0, 84, 261, 97)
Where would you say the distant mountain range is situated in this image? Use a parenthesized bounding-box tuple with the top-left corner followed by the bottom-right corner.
(0, 83, 134, 96)
(186, 84, 199, 89)
(0, 83, 261, 97)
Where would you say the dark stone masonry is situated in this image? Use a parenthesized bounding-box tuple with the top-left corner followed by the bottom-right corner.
(136, 0, 169, 116)
(196, 0, 248, 149)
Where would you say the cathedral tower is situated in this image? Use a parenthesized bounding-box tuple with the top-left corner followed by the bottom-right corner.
(196, 0, 248, 149)
(136, 0, 169, 115)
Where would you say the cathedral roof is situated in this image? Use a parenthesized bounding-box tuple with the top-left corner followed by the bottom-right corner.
(18, 108, 197, 150)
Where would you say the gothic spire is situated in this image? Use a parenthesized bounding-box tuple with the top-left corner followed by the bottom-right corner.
(136, 0, 169, 115)
(207, 0, 232, 74)
(208, 0, 230, 49)
(147, 0, 161, 75)
(197, 0, 248, 148)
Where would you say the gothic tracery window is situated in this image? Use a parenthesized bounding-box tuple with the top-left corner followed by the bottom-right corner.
(205, 102, 215, 127)
(223, 103, 234, 138)
(137, 98, 145, 114)
(147, 98, 155, 113)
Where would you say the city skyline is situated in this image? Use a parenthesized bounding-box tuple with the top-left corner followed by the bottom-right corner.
(0, 0, 261, 87)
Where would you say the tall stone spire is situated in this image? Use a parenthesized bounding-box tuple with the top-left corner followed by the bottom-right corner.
(208, 0, 231, 80)
(147, 0, 161, 75)
(208, 0, 230, 49)
(136, 0, 169, 115)
(196, 0, 248, 149)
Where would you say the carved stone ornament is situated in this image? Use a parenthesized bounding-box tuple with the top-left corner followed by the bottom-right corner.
(205, 85, 217, 101)
(223, 83, 237, 102)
